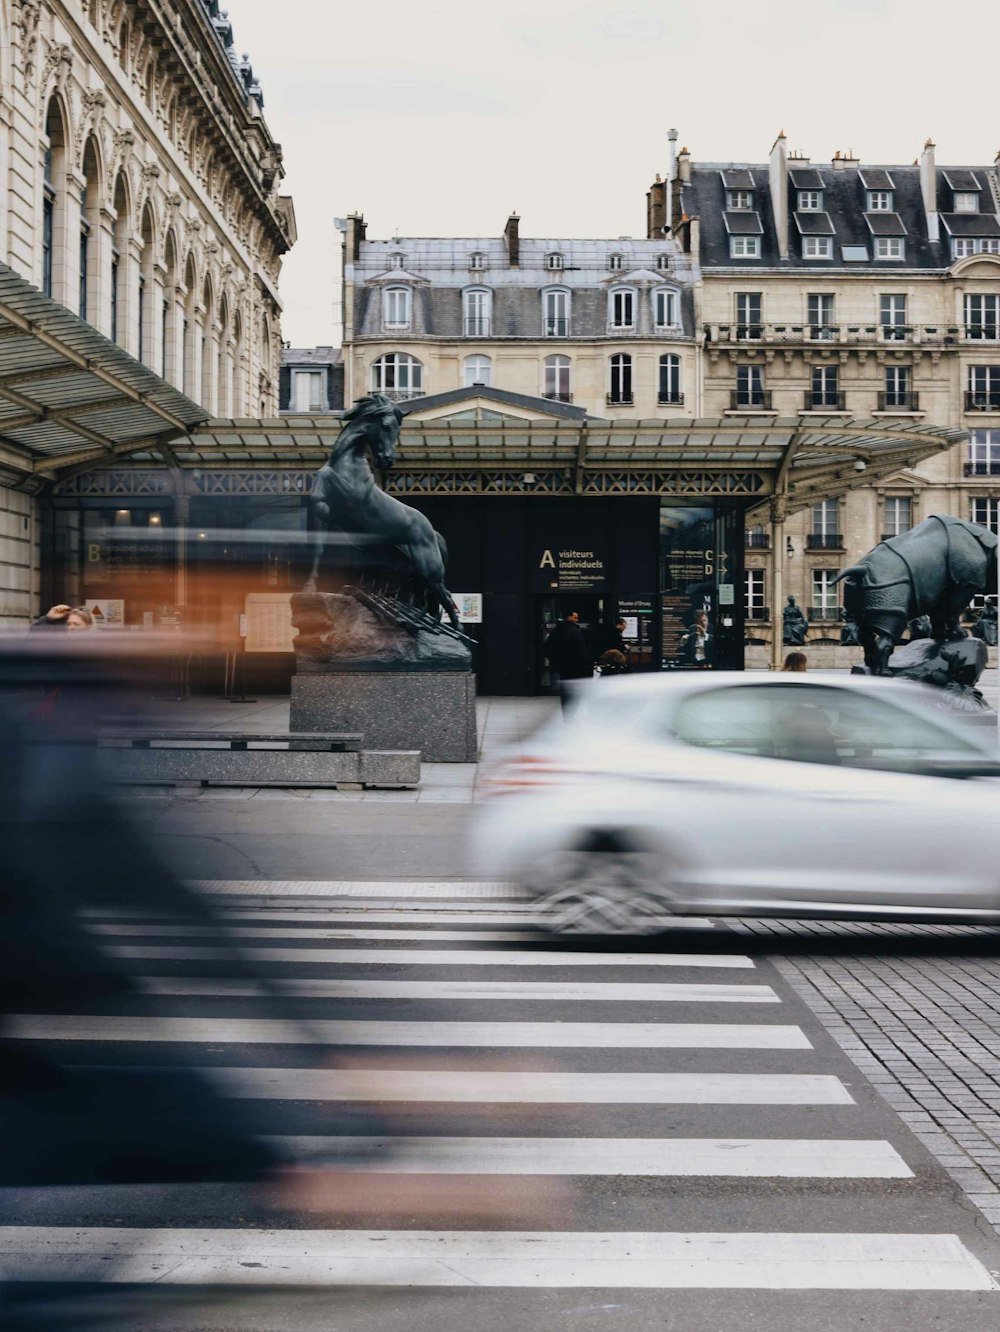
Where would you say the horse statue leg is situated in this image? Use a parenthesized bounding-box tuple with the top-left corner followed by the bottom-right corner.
(303, 498, 330, 594)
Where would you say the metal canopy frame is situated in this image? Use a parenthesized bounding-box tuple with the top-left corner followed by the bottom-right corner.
(0, 261, 207, 483)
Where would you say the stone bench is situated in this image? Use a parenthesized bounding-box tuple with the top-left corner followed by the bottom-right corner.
(98, 731, 420, 789)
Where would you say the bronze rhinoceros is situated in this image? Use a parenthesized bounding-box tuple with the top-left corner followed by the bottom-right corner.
(835, 514, 998, 674)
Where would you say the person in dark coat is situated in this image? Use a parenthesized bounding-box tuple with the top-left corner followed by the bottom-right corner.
(544, 611, 593, 710)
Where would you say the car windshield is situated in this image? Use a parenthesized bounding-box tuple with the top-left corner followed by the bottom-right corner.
(672, 683, 980, 772)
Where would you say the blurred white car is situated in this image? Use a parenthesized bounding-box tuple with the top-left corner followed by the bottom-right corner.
(471, 673, 1000, 934)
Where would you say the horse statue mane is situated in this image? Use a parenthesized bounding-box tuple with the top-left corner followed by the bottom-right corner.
(341, 393, 404, 428)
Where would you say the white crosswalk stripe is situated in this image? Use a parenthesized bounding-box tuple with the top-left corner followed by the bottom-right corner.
(7, 883, 996, 1299)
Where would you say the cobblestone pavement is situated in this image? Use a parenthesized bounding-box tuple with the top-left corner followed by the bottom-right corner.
(727, 918, 1000, 1233)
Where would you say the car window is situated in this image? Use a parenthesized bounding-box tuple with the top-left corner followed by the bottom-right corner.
(673, 684, 979, 772)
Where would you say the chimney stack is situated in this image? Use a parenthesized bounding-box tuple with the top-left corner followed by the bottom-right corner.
(677, 145, 691, 183)
(769, 130, 788, 260)
(666, 127, 679, 234)
(346, 213, 366, 262)
(921, 139, 939, 241)
(831, 150, 859, 170)
(503, 213, 520, 266)
(647, 177, 666, 239)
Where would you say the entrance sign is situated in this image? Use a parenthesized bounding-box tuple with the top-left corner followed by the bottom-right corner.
(245, 593, 295, 653)
(534, 545, 608, 592)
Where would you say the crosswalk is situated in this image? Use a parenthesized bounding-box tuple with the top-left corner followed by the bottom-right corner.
(3, 883, 999, 1304)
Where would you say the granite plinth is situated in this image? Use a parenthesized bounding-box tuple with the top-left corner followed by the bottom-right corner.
(100, 747, 420, 788)
(291, 671, 477, 763)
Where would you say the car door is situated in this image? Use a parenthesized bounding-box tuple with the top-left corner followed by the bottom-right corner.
(656, 681, 999, 913)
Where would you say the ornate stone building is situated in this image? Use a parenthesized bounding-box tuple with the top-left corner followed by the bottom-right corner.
(0, 0, 295, 621)
(650, 131, 1000, 657)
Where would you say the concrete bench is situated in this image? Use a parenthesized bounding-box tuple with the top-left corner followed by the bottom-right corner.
(98, 731, 419, 789)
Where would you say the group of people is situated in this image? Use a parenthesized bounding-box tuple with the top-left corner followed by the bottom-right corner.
(543, 611, 632, 706)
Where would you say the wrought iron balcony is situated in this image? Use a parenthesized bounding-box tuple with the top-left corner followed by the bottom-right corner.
(877, 391, 920, 412)
(544, 318, 569, 337)
(463, 317, 491, 336)
(966, 392, 1000, 412)
(806, 533, 844, 550)
(802, 391, 846, 411)
(729, 390, 773, 410)
(606, 394, 634, 406)
(965, 460, 1000, 476)
(657, 392, 685, 406)
(746, 606, 771, 621)
(745, 531, 770, 549)
(704, 322, 962, 347)
(380, 387, 425, 402)
(808, 605, 840, 621)
(542, 390, 573, 403)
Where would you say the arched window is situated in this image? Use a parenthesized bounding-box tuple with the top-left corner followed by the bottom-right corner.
(383, 285, 411, 329)
(463, 354, 492, 388)
(543, 354, 571, 403)
(218, 293, 230, 415)
(232, 310, 244, 414)
(182, 252, 198, 396)
(544, 252, 564, 271)
(371, 352, 423, 401)
(139, 204, 156, 366)
(608, 353, 633, 405)
(118, 21, 130, 73)
(463, 288, 491, 336)
(543, 288, 570, 337)
(609, 286, 636, 330)
(656, 253, 671, 270)
(162, 231, 179, 382)
(79, 137, 101, 323)
(658, 354, 682, 405)
(111, 172, 130, 346)
(201, 275, 216, 413)
(653, 287, 679, 329)
(608, 253, 625, 271)
(42, 99, 68, 300)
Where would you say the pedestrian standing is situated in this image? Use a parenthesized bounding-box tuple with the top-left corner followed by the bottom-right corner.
(544, 610, 593, 711)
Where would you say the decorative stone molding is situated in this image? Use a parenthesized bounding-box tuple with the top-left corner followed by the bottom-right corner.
(39, 43, 74, 121)
(110, 128, 136, 184)
(137, 160, 161, 212)
(13, 0, 41, 82)
(74, 88, 106, 166)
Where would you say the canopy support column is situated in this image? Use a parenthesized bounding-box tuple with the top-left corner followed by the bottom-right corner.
(769, 495, 786, 671)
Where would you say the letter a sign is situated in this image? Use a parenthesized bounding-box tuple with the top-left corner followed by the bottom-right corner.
(539, 549, 556, 569)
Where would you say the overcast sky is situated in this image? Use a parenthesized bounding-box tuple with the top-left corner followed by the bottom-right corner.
(228, 0, 1000, 347)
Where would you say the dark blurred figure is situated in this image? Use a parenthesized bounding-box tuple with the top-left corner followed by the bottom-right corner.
(544, 610, 593, 710)
(597, 648, 630, 677)
(782, 651, 808, 672)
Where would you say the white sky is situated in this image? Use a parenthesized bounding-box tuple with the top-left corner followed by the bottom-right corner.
(228, 0, 1000, 346)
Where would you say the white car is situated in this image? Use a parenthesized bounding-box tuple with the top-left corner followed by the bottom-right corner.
(471, 673, 1000, 934)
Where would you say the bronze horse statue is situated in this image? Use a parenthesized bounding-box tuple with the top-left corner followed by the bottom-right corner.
(303, 394, 460, 628)
(836, 514, 998, 674)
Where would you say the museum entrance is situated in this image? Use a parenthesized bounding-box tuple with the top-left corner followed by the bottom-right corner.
(536, 594, 604, 692)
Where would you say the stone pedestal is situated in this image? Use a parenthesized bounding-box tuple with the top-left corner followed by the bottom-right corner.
(291, 671, 478, 763)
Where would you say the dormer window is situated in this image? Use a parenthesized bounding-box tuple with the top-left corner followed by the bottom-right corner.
(608, 253, 625, 271)
(867, 191, 893, 212)
(468, 251, 488, 269)
(388, 253, 406, 269)
(798, 191, 822, 211)
(954, 192, 980, 213)
(653, 287, 679, 329)
(545, 252, 564, 271)
(727, 190, 753, 211)
(383, 286, 411, 329)
(608, 287, 636, 330)
(656, 253, 671, 270)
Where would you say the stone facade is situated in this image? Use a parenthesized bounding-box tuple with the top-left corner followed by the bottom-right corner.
(658, 132, 1000, 647)
(341, 214, 698, 420)
(0, 0, 295, 620)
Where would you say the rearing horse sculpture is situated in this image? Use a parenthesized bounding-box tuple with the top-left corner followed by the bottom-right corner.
(303, 394, 460, 629)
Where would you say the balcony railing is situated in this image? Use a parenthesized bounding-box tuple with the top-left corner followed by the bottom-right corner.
(965, 324, 1000, 341)
(464, 317, 491, 336)
(966, 392, 1000, 412)
(802, 391, 846, 411)
(606, 394, 634, 406)
(544, 318, 569, 337)
(746, 605, 771, 621)
(745, 531, 770, 549)
(705, 322, 963, 347)
(877, 391, 920, 412)
(806, 533, 844, 550)
(542, 390, 573, 403)
(965, 460, 1000, 476)
(658, 392, 684, 406)
(808, 605, 840, 621)
(729, 390, 773, 410)
(379, 387, 425, 402)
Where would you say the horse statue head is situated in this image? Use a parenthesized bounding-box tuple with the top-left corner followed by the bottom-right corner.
(341, 394, 405, 471)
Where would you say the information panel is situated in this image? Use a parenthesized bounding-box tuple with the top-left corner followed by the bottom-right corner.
(244, 593, 295, 653)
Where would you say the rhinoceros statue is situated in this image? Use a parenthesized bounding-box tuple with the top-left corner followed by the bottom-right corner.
(835, 514, 998, 674)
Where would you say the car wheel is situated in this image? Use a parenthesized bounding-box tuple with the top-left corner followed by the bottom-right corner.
(529, 841, 677, 936)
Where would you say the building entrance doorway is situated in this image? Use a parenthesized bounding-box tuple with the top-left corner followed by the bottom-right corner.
(537, 594, 603, 692)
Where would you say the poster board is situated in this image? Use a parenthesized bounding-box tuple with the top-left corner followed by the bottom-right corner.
(85, 598, 124, 628)
(454, 593, 482, 624)
(244, 593, 295, 653)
